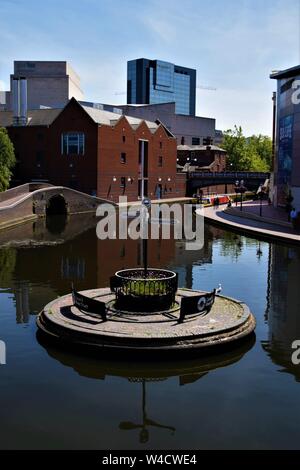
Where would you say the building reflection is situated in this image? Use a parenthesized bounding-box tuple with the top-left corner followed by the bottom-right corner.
(0, 212, 220, 324)
(263, 243, 300, 381)
(15, 280, 30, 324)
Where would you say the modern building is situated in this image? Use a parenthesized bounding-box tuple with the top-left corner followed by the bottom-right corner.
(127, 58, 196, 116)
(177, 144, 227, 173)
(263, 243, 300, 382)
(0, 97, 185, 202)
(95, 102, 218, 147)
(271, 65, 300, 209)
(0, 61, 84, 111)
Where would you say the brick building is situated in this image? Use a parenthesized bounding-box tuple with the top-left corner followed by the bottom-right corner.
(0, 98, 185, 202)
(177, 144, 227, 172)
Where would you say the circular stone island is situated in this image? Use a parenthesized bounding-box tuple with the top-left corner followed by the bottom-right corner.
(37, 288, 256, 354)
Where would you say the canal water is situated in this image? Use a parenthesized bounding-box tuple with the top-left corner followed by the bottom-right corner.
(0, 213, 300, 450)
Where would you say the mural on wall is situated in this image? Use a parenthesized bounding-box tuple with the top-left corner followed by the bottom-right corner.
(278, 114, 294, 205)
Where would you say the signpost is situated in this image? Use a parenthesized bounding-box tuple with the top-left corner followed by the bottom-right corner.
(179, 286, 222, 323)
(72, 287, 107, 321)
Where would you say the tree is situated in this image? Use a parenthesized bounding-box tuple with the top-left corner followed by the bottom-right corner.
(0, 127, 16, 191)
(222, 126, 272, 172)
(222, 126, 248, 171)
(247, 134, 273, 169)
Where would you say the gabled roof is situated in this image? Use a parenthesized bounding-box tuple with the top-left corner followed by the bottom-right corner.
(80, 104, 158, 132)
(0, 97, 172, 136)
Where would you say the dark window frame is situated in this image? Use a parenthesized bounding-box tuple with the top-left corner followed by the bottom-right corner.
(120, 176, 126, 188)
(61, 132, 85, 156)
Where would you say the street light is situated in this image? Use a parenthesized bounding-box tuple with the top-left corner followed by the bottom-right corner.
(234, 180, 247, 211)
(234, 180, 239, 207)
(257, 185, 265, 217)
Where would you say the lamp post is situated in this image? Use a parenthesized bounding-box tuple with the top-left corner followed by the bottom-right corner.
(257, 185, 265, 217)
(234, 180, 247, 211)
(234, 180, 239, 207)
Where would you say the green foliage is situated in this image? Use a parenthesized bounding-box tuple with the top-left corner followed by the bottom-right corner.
(0, 128, 16, 191)
(222, 125, 272, 172)
(0, 248, 17, 286)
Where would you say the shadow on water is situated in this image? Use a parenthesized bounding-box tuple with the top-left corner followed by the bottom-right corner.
(36, 330, 256, 381)
(36, 331, 255, 444)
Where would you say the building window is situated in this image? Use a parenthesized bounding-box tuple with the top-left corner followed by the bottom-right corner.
(61, 133, 85, 155)
(120, 177, 126, 188)
(181, 137, 185, 145)
(160, 141, 162, 149)
(158, 156, 163, 167)
(120, 152, 126, 164)
(192, 137, 200, 145)
(122, 135, 126, 143)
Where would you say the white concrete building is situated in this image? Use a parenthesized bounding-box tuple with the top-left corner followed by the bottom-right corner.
(1, 61, 84, 111)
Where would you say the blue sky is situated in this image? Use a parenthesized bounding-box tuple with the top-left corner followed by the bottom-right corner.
(0, 0, 299, 135)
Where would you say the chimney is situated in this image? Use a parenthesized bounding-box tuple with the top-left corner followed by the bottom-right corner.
(19, 77, 28, 125)
(12, 78, 20, 125)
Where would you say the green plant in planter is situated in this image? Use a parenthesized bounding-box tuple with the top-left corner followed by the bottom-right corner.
(125, 280, 168, 296)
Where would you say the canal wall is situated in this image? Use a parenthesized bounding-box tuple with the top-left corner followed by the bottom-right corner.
(0, 184, 114, 231)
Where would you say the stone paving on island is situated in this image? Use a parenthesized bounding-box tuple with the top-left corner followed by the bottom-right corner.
(37, 288, 256, 351)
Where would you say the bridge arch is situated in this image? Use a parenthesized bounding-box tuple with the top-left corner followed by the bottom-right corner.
(46, 194, 68, 216)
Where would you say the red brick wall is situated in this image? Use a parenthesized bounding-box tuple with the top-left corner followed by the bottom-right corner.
(8, 100, 185, 202)
(97, 117, 180, 202)
(48, 101, 98, 194)
(8, 100, 98, 195)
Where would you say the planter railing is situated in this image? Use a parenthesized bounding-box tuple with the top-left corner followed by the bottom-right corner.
(111, 268, 178, 312)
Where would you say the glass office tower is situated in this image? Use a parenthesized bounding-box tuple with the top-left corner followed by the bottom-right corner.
(127, 58, 196, 116)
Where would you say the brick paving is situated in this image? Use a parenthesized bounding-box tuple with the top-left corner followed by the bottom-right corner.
(202, 205, 300, 243)
(238, 200, 290, 223)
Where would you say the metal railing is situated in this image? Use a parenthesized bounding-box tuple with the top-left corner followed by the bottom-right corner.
(188, 172, 270, 179)
(111, 268, 178, 312)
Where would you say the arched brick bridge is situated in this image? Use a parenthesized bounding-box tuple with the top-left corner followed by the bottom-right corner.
(0, 183, 115, 230)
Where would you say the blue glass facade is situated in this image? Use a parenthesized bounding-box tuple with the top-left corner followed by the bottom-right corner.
(127, 61, 136, 104)
(271, 65, 300, 209)
(127, 58, 196, 116)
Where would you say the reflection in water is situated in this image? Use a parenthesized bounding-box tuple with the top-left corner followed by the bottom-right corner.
(263, 244, 300, 382)
(0, 217, 219, 321)
(15, 280, 30, 324)
(119, 380, 176, 444)
(37, 333, 255, 445)
(1, 213, 300, 448)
